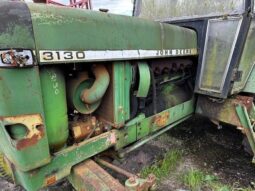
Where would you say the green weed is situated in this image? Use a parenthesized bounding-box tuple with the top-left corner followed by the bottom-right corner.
(140, 150, 182, 180)
(182, 169, 205, 191)
(181, 169, 253, 191)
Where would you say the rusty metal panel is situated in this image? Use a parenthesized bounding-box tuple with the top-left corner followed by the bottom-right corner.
(97, 62, 132, 128)
(0, 67, 51, 172)
(2, 114, 44, 150)
(68, 160, 125, 191)
(196, 95, 253, 127)
(0, 114, 50, 172)
(13, 131, 117, 190)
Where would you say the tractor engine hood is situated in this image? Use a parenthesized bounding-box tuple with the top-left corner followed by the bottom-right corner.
(0, 2, 35, 50)
(0, 1, 198, 65)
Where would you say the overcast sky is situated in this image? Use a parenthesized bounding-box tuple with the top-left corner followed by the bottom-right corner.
(92, 0, 133, 16)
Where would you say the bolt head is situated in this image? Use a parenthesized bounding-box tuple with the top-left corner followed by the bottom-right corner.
(129, 177, 135, 184)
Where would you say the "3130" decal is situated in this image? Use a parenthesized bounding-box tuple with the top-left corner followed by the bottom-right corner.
(39, 48, 198, 63)
(40, 51, 86, 62)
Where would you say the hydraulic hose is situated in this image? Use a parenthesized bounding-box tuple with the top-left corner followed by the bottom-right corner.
(150, 68, 157, 114)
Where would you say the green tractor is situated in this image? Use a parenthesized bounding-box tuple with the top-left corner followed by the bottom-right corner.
(0, 0, 253, 190)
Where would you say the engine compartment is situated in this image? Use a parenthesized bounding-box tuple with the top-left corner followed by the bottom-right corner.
(39, 58, 196, 151)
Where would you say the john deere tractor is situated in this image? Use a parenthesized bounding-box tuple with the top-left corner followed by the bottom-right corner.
(0, 0, 254, 190)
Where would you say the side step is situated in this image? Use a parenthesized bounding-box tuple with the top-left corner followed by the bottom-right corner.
(68, 159, 156, 191)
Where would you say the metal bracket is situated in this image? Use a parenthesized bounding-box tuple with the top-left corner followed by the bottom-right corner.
(236, 103, 255, 163)
(232, 69, 243, 82)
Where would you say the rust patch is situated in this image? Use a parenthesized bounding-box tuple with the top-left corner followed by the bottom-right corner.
(235, 95, 253, 112)
(45, 175, 57, 186)
(0, 114, 44, 150)
(16, 127, 44, 150)
(153, 112, 170, 127)
(96, 158, 134, 178)
(108, 132, 116, 144)
(71, 160, 125, 191)
(197, 95, 254, 127)
(150, 58, 192, 75)
(125, 174, 156, 191)
(70, 116, 104, 142)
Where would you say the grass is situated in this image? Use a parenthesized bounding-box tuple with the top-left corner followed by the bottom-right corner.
(140, 149, 182, 180)
(230, 184, 254, 191)
(181, 168, 254, 191)
(139, 149, 253, 191)
(182, 169, 206, 190)
(181, 168, 232, 191)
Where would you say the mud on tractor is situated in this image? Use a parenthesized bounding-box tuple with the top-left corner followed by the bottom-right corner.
(0, 0, 254, 190)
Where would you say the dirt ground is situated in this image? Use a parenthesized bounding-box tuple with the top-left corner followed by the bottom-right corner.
(1, 116, 254, 191)
(112, 116, 255, 190)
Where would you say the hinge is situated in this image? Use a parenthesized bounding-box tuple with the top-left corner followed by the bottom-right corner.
(232, 69, 243, 82)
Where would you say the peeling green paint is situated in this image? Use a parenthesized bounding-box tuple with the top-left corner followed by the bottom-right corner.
(0, 25, 34, 48)
(27, 3, 197, 55)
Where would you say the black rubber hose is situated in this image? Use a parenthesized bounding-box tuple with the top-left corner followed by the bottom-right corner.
(130, 94, 138, 119)
(150, 68, 157, 114)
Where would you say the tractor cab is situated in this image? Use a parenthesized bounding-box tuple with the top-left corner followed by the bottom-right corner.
(135, 0, 254, 99)
(135, 0, 255, 161)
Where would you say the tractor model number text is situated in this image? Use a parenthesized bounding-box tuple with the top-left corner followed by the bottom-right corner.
(41, 51, 86, 62)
